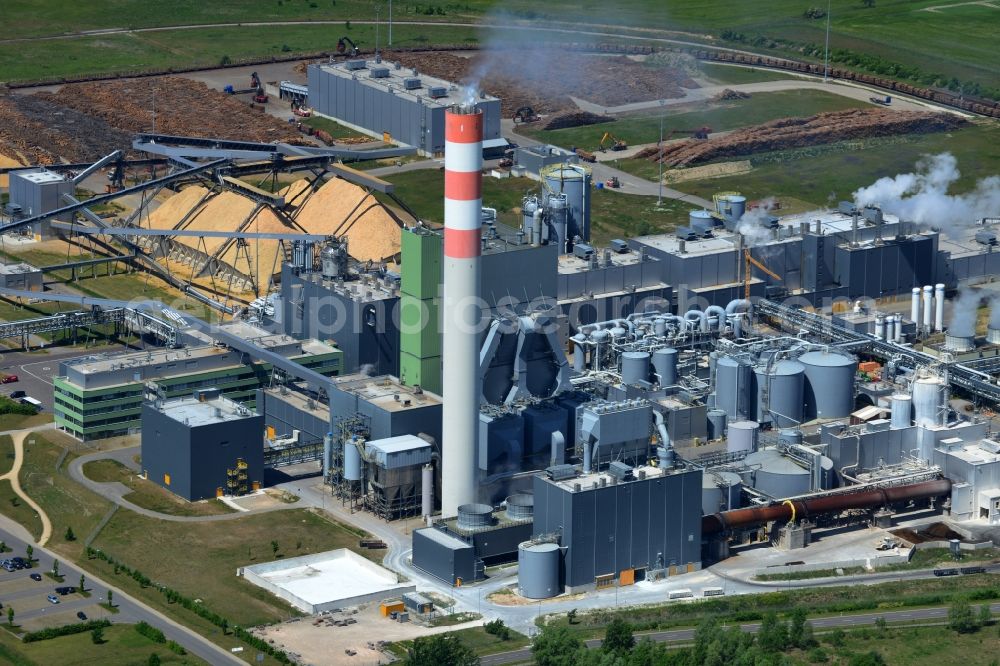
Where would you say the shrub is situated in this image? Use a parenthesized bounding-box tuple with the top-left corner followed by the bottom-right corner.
(23, 619, 112, 643)
(135, 621, 166, 643)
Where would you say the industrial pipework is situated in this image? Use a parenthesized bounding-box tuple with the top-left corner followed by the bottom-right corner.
(702, 477, 951, 534)
(440, 104, 483, 517)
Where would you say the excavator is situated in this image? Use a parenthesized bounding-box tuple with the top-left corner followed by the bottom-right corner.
(599, 132, 627, 152)
(512, 106, 540, 124)
(337, 37, 360, 57)
(744, 249, 781, 299)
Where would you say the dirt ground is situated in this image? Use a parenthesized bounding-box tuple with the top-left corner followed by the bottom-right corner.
(0, 76, 307, 165)
(636, 108, 966, 167)
(256, 602, 482, 666)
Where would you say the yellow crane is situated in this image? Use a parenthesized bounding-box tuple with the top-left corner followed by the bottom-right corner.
(599, 132, 628, 152)
(744, 249, 781, 299)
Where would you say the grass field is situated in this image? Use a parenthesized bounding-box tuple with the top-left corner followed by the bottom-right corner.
(2, 2, 996, 98)
(389, 625, 531, 659)
(89, 508, 378, 626)
(301, 115, 366, 140)
(377, 171, 688, 244)
(0, 435, 13, 476)
(519, 89, 868, 150)
(663, 121, 1000, 209)
(697, 62, 800, 86)
(0, 622, 206, 666)
(806, 623, 1000, 666)
(0, 478, 43, 539)
(0, 413, 52, 434)
(82, 459, 235, 517)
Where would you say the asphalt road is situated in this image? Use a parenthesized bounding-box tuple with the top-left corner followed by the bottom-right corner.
(0, 518, 242, 664)
(479, 601, 1000, 665)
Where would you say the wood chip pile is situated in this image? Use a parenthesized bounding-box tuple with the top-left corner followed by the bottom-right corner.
(541, 111, 615, 131)
(713, 88, 751, 102)
(0, 95, 133, 164)
(641, 109, 965, 167)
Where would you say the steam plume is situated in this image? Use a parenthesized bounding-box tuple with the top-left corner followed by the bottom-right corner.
(948, 289, 982, 338)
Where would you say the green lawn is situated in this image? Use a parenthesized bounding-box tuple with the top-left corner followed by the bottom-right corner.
(89, 508, 379, 626)
(0, 435, 12, 476)
(0, 478, 43, 540)
(666, 121, 1000, 210)
(0, 622, 206, 666)
(519, 89, 868, 150)
(301, 115, 366, 140)
(390, 625, 531, 659)
(0, 413, 52, 434)
(378, 171, 687, 245)
(81, 459, 235, 517)
(698, 62, 800, 86)
(17, 431, 113, 559)
(806, 623, 1000, 666)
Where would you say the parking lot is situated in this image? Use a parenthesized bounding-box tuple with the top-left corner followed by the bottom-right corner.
(0, 548, 111, 631)
(0, 343, 132, 411)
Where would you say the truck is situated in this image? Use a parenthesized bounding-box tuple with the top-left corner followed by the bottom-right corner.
(19, 396, 42, 409)
(870, 95, 892, 105)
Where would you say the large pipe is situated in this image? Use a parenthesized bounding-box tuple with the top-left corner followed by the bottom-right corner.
(550, 431, 565, 467)
(441, 105, 483, 517)
(911, 287, 921, 327)
(421, 464, 434, 522)
(702, 478, 951, 534)
(684, 309, 709, 333)
(704, 305, 727, 332)
(934, 283, 945, 332)
(922, 285, 933, 331)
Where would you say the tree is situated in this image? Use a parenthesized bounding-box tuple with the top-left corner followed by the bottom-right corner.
(757, 611, 789, 653)
(874, 616, 887, 632)
(532, 624, 583, 666)
(789, 607, 808, 647)
(25, 545, 32, 562)
(0, 541, 6, 553)
(567, 609, 578, 624)
(404, 634, 478, 666)
(52, 559, 59, 577)
(107, 590, 114, 607)
(221, 618, 229, 635)
(949, 599, 978, 634)
(91, 626, 105, 644)
(602, 618, 635, 654)
(65, 526, 76, 541)
(270, 540, 279, 557)
(80, 574, 86, 593)
(848, 651, 886, 666)
(979, 603, 993, 627)
(147, 654, 161, 666)
(6, 607, 12, 626)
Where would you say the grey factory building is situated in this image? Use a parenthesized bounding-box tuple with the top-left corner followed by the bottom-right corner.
(6, 168, 74, 239)
(307, 58, 503, 156)
(0, 262, 43, 291)
(141, 390, 264, 500)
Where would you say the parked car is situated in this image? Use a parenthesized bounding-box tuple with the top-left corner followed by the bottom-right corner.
(76, 611, 87, 621)
(1, 375, 18, 384)
(9, 390, 25, 399)
(46, 595, 59, 604)
(29, 573, 42, 581)
(55, 586, 76, 595)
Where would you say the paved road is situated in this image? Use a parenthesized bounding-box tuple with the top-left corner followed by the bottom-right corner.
(479, 601, 1000, 665)
(0, 518, 242, 665)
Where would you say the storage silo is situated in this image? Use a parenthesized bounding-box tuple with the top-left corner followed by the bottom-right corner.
(890, 394, 912, 429)
(621, 351, 651, 385)
(541, 164, 591, 242)
(727, 420, 759, 453)
(689, 209, 716, 235)
(505, 494, 534, 521)
(754, 359, 805, 428)
(777, 429, 803, 447)
(912, 372, 946, 427)
(701, 471, 743, 515)
(716, 194, 747, 229)
(744, 448, 811, 498)
(344, 438, 363, 481)
(707, 409, 727, 440)
(456, 503, 494, 531)
(715, 356, 753, 420)
(799, 351, 857, 420)
(652, 347, 678, 387)
(518, 542, 561, 599)
(546, 193, 569, 251)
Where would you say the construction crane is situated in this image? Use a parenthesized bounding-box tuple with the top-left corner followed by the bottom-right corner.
(512, 106, 540, 124)
(337, 37, 360, 57)
(744, 248, 781, 299)
(599, 132, 627, 152)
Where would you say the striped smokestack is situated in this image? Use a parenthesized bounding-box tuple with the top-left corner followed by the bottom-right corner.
(441, 104, 483, 517)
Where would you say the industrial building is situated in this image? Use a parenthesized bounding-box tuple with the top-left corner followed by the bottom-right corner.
(54, 323, 342, 441)
(141, 390, 264, 500)
(6, 168, 73, 239)
(307, 58, 503, 156)
(0, 262, 42, 291)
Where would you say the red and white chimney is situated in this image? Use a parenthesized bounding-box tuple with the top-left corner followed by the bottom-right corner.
(441, 105, 483, 517)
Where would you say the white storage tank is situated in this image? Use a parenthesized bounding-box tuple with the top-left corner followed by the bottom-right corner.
(344, 438, 363, 481)
(890, 394, 912, 429)
(518, 542, 561, 599)
(744, 448, 811, 498)
(754, 359, 805, 428)
(715, 356, 753, 420)
(912, 372, 947, 427)
(727, 420, 759, 453)
(701, 471, 743, 515)
(799, 351, 857, 420)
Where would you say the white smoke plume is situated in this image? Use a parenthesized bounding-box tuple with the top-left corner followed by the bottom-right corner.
(735, 198, 777, 247)
(853, 153, 1000, 231)
(990, 296, 1000, 330)
(948, 288, 983, 338)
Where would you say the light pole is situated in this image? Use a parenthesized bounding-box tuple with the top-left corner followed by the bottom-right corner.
(823, 0, 832, 81)
(657, 100, 666, 208)
(388, 0, 392, 46)
(375, 5, 381, 55)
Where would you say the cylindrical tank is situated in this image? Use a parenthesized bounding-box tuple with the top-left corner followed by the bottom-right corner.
(874, 314, 885, 340)
(344, 438, 363, 481)
(321, 243, 345, 279)
(590, 329, 609, 371)
(799, 351, 857, 420)
(546, 193, 568, 251)
(717, 194, 747, 228)
(707, 409, 727, 440)
(754, 359, 805, 428)
(911, 287, 921, 327)
(522, 195, 539, 238)
(944, 333, 974, 352)
(621, 351, 650, 385)
(653, 317, 667, 337)
(744, 448, 811, 498)
(689, 209, 715, 230)
(727, 420, 759, 453)
(922, 285, 933, 329)
(505, 494, 534, 521)
(323, 433, 332, 479)
(652, 347, 678, 387)
(571, 333, 587, 372)
(777, 429, 803, 447)
(890, 394, 912, 429)
(456, 503, 494, 531)
(702, 471, 743, 515)
(820, 456, 835, 490)
(541, 164, 591, 242)
(988, 326, 1000, 345)
(421, 464, 434, 519)
(935, 283, 945, 332)
(715, 356, 753, 420)
(518, 542, 560, 599)
(912, 373, 946, 427)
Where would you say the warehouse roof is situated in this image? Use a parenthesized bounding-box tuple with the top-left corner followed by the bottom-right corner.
(155, 394, 257, 427)
(0, 262, 40, 275)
